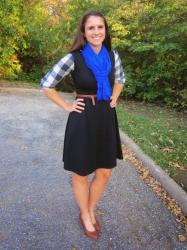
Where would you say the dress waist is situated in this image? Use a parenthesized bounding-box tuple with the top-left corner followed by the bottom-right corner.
(76, 93, 97, 106)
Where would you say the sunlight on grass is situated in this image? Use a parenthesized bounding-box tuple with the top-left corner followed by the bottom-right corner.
(117, 100, 187, 176)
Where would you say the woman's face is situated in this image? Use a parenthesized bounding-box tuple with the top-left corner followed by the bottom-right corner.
(84, 15, 106, 52)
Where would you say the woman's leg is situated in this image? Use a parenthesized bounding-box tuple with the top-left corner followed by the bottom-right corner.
(72, 172, 95, 231)
(88, 168, 112, 224)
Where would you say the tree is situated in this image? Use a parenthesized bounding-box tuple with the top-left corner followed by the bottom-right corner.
(0, 0, 24, 78)
(108, 0, 187, 109)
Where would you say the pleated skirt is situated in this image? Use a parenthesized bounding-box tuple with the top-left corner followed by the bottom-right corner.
(62, 97, 123, 176)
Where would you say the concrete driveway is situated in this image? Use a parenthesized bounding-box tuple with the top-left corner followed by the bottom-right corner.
(0, 89, 187, 250)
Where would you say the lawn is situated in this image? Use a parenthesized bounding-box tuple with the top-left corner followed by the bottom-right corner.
(116, 99, 187, 177)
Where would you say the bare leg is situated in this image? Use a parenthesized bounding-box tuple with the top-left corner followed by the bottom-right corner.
(72, 173, 95, 231)
(88, 168, 112, 224)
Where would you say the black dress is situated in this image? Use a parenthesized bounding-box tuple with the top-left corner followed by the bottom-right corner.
(62, 50, 123, 176)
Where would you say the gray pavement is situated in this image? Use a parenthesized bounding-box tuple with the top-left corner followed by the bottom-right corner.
(0, 90, 187, 250)
(119, 131, 187, 216)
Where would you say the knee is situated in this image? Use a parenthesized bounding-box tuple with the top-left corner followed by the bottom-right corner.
(72, 173, 88, 183)
(96, 169, 112, 181)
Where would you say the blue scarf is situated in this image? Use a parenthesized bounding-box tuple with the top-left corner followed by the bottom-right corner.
(81, 42, 112, 101)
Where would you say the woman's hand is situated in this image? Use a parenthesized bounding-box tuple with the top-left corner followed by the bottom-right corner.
(110, 95, 117, 108)
(64, 98, 85, 113)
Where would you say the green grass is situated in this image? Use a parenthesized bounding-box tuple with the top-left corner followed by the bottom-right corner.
(117, 99, 187, 176)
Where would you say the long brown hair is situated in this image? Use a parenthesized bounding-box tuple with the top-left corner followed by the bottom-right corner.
(69, 10, 112, 52)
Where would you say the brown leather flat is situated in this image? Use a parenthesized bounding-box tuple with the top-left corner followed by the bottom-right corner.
(93, 220, 100, 232)
(79, 214, 99, 240)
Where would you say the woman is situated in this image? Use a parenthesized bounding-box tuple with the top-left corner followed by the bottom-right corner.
(40, 10, 125, 240)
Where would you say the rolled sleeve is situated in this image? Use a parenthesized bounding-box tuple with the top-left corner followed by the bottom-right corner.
(39, 53, 74, 88)
(113, 50, 126, 84)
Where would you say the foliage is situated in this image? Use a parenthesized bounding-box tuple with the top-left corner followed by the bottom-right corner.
(0, 0, 186, 109)
(108, 0, 187, 109)
(0, 0, 24, 78)
(18, 0, 68, 77)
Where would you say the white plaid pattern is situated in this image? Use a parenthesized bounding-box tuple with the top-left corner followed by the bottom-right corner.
(40, 53, 74, 88)
(40, 50, 125, 88)
(113, 50, 126, 84)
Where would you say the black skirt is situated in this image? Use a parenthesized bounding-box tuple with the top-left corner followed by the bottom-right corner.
(62, 96, 123, 176)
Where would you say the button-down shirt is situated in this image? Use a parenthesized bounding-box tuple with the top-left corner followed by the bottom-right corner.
(40, 50, 125, 88)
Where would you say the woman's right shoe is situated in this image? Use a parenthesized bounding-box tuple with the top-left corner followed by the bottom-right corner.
(93, 219, 100, 232)
(79, 214, 99, 240)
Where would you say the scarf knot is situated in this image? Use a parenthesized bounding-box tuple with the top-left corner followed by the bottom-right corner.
(81, 42, 112, 101)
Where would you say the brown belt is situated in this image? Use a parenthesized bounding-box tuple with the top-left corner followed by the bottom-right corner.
(76, 94, 97, 106)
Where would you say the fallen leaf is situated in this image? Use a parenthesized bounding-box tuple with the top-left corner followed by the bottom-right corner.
(178, 235, 186, 242)
(142, 169, 149, 179)
(162, 147, 171, 153)
(122, 145, 187, 233)
(95, 210, 104, 216)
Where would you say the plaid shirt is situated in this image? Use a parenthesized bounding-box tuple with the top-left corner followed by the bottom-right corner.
(40, 50, 125, 88)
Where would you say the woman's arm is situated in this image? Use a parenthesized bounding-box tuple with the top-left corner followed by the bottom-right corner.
(110, 50, 126, 107)
(40, 53, 85, 113)
(110, 83, 124, 107)
(43, 88, 85, 113)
